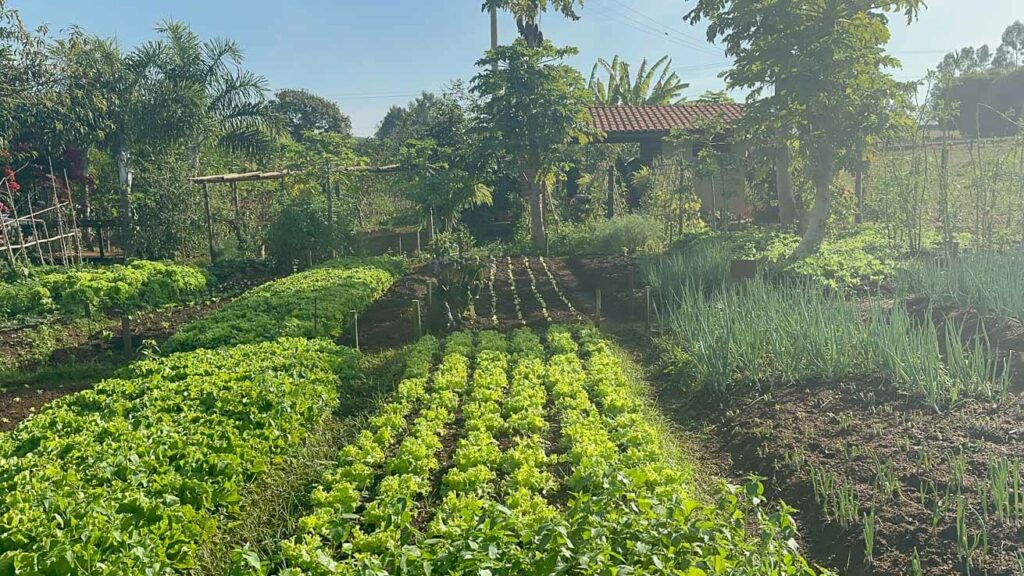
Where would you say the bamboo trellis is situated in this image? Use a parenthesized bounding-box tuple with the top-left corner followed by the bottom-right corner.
(1, 164, 84, 267)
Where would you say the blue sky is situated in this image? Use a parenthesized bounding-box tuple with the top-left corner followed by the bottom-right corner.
(13, 0, 1024, 136)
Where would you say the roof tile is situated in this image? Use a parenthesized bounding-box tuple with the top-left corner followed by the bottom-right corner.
(588, 104, 745, 134)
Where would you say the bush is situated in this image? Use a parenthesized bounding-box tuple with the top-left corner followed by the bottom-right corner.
(551, 214, 667, 256)
(0, 337, 357, 574)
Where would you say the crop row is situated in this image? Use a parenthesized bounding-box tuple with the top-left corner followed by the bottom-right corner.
(0, 260, 207, 321)
(234, 327, 823, 575)
(0, 338, 357, 575)
(167, 257, 402, 352)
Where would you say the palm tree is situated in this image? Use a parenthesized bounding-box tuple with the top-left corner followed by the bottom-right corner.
(142, 21, 277, 176)
(589, 55, 689, 105)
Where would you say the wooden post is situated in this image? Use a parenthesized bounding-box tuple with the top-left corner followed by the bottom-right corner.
(628, 267, 636, 320)
(595, 287, 602, 326)
(414, 299, 423, 339)
(313, 297, 319, 337)
(398, 235, 403, 254)
(231, 180, 243, 248)
(62, 169, 84, 265)
(203, 182, 215, 262)
(122, 314, 132, 357)
(352, 310, 360, 352)
(1, 213, 15, 265)
(645, 286, 652, 332)
(416, 228, 422, 254)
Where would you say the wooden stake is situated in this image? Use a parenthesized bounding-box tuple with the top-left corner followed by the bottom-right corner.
(203, 182, 215, 262)
(352, 310, 360, 352)
(398, 235, 403, 254)
(122, 314, 132, 357)
(313, 296, 319, 337)
(645, 286, 652, 332)
(628, 267, 636, 320)
(416, 228, 421, 254)
(595, 287, 602, 326)
(414, 299, 422, 339)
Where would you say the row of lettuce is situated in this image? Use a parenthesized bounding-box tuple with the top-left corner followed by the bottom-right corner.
(0, 260, 209, 323)
(0, 257, 404, 574)
(230, 327, 824, 575)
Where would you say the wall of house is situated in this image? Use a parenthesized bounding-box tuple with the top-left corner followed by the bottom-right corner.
(662, 140, 750, 220)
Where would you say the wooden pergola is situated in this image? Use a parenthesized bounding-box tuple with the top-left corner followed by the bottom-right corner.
(188, 165, 407, 262)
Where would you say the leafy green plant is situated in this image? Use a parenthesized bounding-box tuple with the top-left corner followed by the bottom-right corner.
(167, 257, 400, 351)
(0, 338, 356, 574)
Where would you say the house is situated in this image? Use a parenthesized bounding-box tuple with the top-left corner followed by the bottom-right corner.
(588, 103, 749, 219)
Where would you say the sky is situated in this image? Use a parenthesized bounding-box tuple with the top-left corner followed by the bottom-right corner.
(12, 0, 1024, 137)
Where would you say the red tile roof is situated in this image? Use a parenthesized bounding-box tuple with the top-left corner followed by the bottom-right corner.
(588, 104, 745, 135)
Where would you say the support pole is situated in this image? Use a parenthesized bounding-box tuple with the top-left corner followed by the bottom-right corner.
(645, 286, 652, 332)
(414, 299, 423, 339)
(352, 310, 360, 352)
(416, 228, 422, 254)
(595, 287, 602, 327)
(122, 314, 132, 357)
(313, 296, 319, 337)
(63, 169, 84, 265)
(203, 182, 215, 262)
(231, 180, 243, 249)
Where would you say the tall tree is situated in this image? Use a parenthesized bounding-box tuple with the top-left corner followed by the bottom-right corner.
(481, 0, 584, 46)
(273, 88, 351, 142)
(589, 55, 689, 105)
(687, 0, 924, 256)
(472, 40, 593, 248)
(1000, 20, 1024, 67)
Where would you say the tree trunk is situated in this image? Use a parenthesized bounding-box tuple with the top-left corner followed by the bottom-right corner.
(520, 170, 546, 249)
(116, 141, 133, 260)
(794, 142, 835, 258)
(775, 126, 798, 227)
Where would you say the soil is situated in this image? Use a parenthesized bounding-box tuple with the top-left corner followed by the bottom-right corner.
(649, 371, 1024, 576)
(349, 257, 604, 352)
(0, 383, 93, 432)
(0, 299, 227, 432)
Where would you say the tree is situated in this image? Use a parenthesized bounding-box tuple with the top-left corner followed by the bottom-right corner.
(687, 0, 924, 257)
(144, 21, 276, 175)
(481, 0, 583, 46)
(273, 88, 351, 142)
(1000, 20, 1024, 67)
(589, 55, 689, 105)
(472, 40, 593, 249)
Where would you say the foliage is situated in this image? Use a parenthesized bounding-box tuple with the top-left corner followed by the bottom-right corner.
(272, 89, 352, 142)
(588, 55, 688, 105)
(896, 253, 1024, 324)
(0, 337, 357, 575)
(472, 39, 594, 249)
(550, 214, 667, 256)
(687, 0, 923, 256)
(0, 260, 207, 321)
(166, 257, 400, 352)
(232, 328, 825, 575)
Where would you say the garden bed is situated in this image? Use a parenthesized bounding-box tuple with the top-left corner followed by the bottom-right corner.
(693, 380, 1024, 575)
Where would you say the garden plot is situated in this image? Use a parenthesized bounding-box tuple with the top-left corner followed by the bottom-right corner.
(472, 256, 589, 330)
(235, 327, 822, 575)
